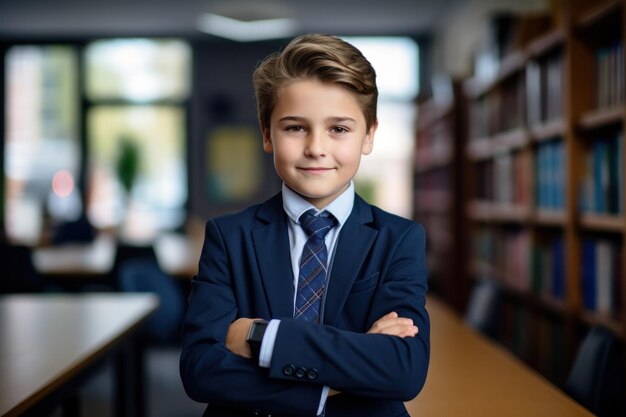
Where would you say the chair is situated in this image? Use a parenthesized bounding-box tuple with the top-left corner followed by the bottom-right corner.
(51, 213, 96, 245)
(113, 242, 158, 276)
(0, 242, 48, 293)
(565, 325, 625, 416)
(117, 258, 186, 345)
(464, 278, 501, 337)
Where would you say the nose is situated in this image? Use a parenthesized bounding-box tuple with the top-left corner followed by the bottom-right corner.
(304, 130, 327, 157)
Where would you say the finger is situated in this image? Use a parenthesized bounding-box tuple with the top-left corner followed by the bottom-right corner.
(369, 317, 414, 334)
(376, 317, 414, 330)
(375, 324, 418, 337)
(368, 312, 397, 333)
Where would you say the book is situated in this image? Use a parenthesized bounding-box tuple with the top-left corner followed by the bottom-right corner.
(581, 239, 597, 311)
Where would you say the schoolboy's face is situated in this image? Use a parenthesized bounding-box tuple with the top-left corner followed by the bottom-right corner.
(263, 79, 376, 209)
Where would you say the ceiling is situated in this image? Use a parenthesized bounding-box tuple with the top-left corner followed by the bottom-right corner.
(0, 0, 460, 39)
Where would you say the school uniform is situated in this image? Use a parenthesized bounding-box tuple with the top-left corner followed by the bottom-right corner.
(180, 185, 430, 417)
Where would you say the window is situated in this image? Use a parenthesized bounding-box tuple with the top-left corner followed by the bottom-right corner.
(342, 37, 419, 218)
(3, 38, 191, 244)
(87, 105, 187, 232)
(85, 39, 191, 237)
(4, 45, 79, 244)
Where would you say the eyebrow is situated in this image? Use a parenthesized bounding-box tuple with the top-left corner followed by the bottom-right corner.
(277, 116, 357, 124)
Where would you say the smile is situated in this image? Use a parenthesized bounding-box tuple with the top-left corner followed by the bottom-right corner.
(298, 167, 334, 174)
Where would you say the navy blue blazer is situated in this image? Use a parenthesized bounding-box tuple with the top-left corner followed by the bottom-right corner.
(180, 192, 430, 417)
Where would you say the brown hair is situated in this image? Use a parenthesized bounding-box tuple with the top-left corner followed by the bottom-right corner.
(253, 34, 378, 132)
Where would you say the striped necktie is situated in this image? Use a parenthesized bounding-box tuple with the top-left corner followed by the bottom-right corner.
(294, 209, 337, 323)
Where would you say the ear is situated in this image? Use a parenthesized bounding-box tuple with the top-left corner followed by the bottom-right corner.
(361, 119, 377, 155)
(262, 128, 273, 153)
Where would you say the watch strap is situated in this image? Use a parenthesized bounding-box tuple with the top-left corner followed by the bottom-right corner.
(246, 319, 269, 361)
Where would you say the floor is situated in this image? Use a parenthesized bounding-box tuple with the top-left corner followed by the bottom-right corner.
(51, 347, 206, 417)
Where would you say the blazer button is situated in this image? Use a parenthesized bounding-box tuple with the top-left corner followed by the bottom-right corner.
(306, 368, 318, 380)
(295, 367, 307, 378)
(282, 364, 295, 376)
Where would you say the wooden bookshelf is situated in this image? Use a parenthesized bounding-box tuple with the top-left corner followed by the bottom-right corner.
(459, 0, 626, 397)
(413, 77, 469, 312)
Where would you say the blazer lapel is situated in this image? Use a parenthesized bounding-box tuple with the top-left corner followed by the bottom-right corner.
(252, 193, 295, 319)
(324, 196, 377, 326)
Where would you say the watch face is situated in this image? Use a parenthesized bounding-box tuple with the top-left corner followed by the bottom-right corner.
(248, 320, 268, 342)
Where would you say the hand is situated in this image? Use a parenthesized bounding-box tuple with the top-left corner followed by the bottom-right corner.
(367, 311, 418, 338)
(226, 318, 257, 359)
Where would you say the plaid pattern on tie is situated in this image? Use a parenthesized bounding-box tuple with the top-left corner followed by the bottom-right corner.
(294, 209, 337, 323)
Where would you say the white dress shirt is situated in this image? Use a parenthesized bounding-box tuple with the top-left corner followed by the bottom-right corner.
(258, 181, 355, 415)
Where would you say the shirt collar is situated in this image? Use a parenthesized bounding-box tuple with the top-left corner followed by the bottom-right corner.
(282, 182, 354, 227)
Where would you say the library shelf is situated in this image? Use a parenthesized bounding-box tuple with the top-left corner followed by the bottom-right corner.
(578, 106, 624, 131)
(414, 146, 453, 173)
(578, 213, 625, 232)
(464, 51, 527, 99)
(534, 209, 567, 227)
(531, 119, 566, 142)
(458, 0, 626, 395)
(467, 128, 530, 161)
(467, 200, 531, 223)
(413, 190, 452, 214)
(469, 265, 567, 315)
(527, 29, 566, 58)
(415, 101, 453, 131)
(575, 0, 623, 31)
(413, 77, 469, 312)
(466, 139, 492, 161)
(580, 309, 623, 337)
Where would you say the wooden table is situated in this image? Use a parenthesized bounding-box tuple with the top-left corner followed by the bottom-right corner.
(405, 297, 593, 417)
(0, 293, 159, 417)
(33, 233, 201, 279)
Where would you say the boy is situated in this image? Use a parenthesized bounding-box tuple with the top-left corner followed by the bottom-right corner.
(180, 34, 429, 417)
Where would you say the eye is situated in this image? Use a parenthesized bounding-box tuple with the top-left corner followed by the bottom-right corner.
(285, 125, 306, 133)
(330, 126, 349, 134)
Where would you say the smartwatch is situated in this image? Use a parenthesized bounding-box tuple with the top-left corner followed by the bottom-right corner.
(246, 319, 269, 361)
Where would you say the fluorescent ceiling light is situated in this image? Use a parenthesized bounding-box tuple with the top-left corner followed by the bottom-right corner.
(197, 13, 297, 42)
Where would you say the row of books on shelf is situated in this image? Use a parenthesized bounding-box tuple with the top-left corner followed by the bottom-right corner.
(418, 213, 451, 255)
(472, 226, 531, 292)
(474, 151, 531, 204)
(468, 74, 526, 140)
(536, 139, 566, 210)
(527, 51, 564, 127)
(596, 41, 624, 110)
(532, 235, 565, 300)
(414, 168, 452, 195)
(579, 132, 624, 215)
(415, 120, 451, 154)
(581, 236, 623, 317)
(472, 228, 624, 318)
(498, 302, 566, 384)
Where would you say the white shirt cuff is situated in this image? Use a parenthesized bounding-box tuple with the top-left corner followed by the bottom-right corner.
(258, 319, 280, 368)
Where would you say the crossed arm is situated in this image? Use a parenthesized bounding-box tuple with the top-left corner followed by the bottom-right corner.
(226, 311, 419, 359)
(226, 311, 419, 397)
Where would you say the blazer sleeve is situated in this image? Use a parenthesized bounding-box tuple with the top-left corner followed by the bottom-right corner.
(179, 219, 323, 416)
(268, 222, 430, 401)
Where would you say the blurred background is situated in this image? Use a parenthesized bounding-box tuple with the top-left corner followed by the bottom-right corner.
(2, 0, 625, 416)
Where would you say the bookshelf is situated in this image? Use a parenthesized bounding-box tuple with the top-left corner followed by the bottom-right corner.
(460, 0, 626, 392)
(413, 77, 469, 312)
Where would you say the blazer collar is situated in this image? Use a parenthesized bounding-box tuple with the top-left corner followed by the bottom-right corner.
(252, 192, 295, 319)
(252, 192, 378, 323)
(324, 195, 377, 325)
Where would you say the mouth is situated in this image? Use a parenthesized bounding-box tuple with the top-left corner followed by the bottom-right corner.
(298, 167, 334, 175)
